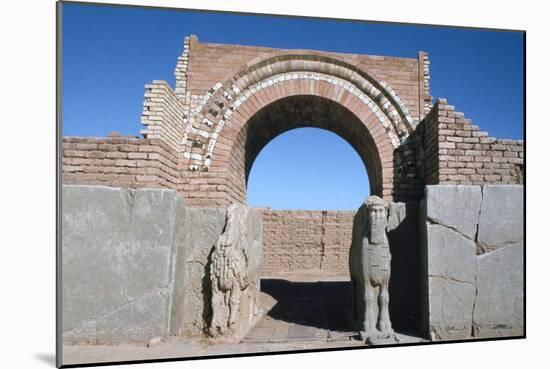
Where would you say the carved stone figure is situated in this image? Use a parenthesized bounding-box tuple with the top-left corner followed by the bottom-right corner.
(209, 204, 250, 338)
(349, 195, 395, 343)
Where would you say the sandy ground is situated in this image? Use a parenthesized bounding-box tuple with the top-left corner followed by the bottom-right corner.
(62, 272, 426, 366)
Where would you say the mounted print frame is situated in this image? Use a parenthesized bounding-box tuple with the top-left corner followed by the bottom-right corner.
(57, 0, 525, 367)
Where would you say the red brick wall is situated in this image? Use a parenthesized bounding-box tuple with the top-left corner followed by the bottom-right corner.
(260, 210, 354, 276)
(62, 136, 180, 189)
(186, 36, 423, 121)
(422, 99, 524, 185)
(62, 39, 523, 208)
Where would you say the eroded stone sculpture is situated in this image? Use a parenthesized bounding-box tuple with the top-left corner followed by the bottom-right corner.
(349, 195, 395, 344)
(209, 204, 251, 338)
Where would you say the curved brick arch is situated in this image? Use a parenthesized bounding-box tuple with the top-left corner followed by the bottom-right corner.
(227, 96, 386, 204)
(184, 76, 397, 206)
(182, 52, 416, 171)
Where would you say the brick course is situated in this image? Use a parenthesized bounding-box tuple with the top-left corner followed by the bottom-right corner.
(62, 136, 180, 190)
(421, 99, 524, 186)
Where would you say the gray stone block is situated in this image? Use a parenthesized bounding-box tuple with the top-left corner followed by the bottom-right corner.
(473, 243, 524, 338)
(426, 224, 476, 340)
(97, 288, 171, 344)
(478, 185, 524, 248)
(421, 184, 524, 341)
(173, 206, 263, 338)
(62, 185, 266, 344)
(177, 208, 227, 336)
(425, 185, 482, 240)
(62, 185, 183, 344)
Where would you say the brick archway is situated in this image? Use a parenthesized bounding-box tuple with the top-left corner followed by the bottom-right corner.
(220, 90, 391, 205)
(181, 51, 419, 206)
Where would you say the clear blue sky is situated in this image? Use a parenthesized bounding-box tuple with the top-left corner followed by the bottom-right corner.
(61, 2, 524, 210)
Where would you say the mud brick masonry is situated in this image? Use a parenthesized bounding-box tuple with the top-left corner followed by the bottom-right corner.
(62, 35, 524, 275)
(261, 210, 354, 275)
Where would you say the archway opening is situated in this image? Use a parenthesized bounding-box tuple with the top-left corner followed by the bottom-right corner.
(246, 127, 370, 341)
(247, 127, 370, 210)
(226, 95, 388, 342)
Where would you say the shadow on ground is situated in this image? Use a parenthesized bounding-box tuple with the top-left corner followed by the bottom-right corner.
(259, 278, 423, 340)
(260, 278, 354, 334)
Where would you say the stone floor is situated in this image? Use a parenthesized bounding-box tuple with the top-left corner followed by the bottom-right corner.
(62, 271, 426, 366)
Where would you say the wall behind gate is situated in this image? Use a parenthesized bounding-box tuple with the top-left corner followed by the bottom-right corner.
(260, 210, 355, 276)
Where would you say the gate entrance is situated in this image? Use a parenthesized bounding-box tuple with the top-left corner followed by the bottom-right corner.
(244, 275, 357, 343)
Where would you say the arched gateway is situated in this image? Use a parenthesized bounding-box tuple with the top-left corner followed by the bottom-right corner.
(61, 35, 525, 348)
(139, 36, 433, 206)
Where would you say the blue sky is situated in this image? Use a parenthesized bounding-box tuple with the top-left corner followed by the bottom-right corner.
(61, 2, 524, 210)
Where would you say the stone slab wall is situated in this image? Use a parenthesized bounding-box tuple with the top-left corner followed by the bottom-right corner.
(260, 210, 354, 276)
(170, 208, 226, 337)
(173, 207, 263, 338)
(420, 185, 524, 340)
(62, 186, 185, 345)
(62, 185, 263, 344)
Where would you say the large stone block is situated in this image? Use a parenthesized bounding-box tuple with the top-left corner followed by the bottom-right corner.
(421, 184, 524, 341)
(96, 288, 171, 344)
(176, 208, 227, 336)
(62, 185, 184, 344)
(477, 185, 524, 248)
(208, 205, 263, 339)
(424, 185, 482, 240)
(473, 243, 524, 338)
(425, 224, 476, 340)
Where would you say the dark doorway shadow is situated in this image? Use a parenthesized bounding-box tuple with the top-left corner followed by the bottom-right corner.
(260, 278, 355, 334)
(260, 277, 423, 339)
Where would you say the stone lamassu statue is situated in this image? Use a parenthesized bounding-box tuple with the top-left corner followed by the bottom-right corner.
(209, 204, 250, 338)
(349, 195, 395, 343)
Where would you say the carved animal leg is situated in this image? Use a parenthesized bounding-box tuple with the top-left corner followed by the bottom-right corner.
(361, 282, 377, 340)
(228, 284, 242, 334)
(210, 283, 225, 337)
(377, 283, 393, 336)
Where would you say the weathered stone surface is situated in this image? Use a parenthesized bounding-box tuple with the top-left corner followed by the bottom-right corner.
(421, 184, 524, 341)
(426, 224, 476, 340)
(62, 185, 183, 344)
(473, 243, 524, 338)
(167, 198, 189, 336)
(349, 196, 395, 343)
(63, 320, 98, 345)
(97, 288, 171, 344)
(477, 185, 524, 248)
(175, 208, 227, 337)
(425, 185, 482, 240)
(387, 202, 407, 232)
(243, 208, 263, 332)
(209, 204, 263, 339)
